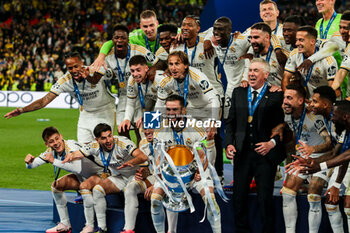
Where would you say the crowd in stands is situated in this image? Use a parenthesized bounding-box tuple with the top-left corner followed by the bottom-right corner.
(278, 0, 349, 25)
(3, 0, 349, 92)
(0, 0, 206, 91)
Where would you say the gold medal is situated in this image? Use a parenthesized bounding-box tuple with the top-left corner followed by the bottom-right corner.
(295, 144, 301, 150)
(80, 105, 83, 111)
(119, 81, 125, 88)
(248, 116, 253, 123)
(101, 172, 110, 179)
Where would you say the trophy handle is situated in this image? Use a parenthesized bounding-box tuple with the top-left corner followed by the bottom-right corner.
(193, 142, 220, 222)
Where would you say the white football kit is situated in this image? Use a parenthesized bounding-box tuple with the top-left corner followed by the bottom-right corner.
(285, 112, 330, 180)
(285, 48, 337, 96)
(124, 73, 158, 122)
(97, 44, 156, 124)
(243, 34, 284, 87)
(50, 74, 116, 143)
(170, 36, 223, 98)
(155, 67, 221, 121)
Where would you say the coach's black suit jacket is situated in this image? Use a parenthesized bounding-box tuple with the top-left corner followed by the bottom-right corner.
(225, 85, 286, 166)
(225, 84, 286, 233)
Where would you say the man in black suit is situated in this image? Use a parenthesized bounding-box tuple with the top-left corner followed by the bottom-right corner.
(225, 58, 285, 233)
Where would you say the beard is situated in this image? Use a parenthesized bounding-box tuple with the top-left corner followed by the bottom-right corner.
(282, 103, 293, 115)
(334, 122, 346, 136)
(252, 42, 265, 53)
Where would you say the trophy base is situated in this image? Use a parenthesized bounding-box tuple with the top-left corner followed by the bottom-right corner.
(163, 193, 190, 212)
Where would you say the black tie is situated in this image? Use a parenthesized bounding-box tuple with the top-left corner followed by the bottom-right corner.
(252, 91, 258, 105)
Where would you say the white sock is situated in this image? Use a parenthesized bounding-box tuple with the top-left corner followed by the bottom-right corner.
(206, 139, 216, 165)
(166, 210, 178, 233)
(80, 189, 94, 227)
(308, 194, 322, 233)
(282, 191, 297, 233)
(344, 208, 350, 232)
(93, 185, 107, 230)
(205, 195, 221, 233)
(151, 194, 165, 233)
(325, 204, 344, 233)
(123, 181, 142, 230)
(52, 187, 70, 227)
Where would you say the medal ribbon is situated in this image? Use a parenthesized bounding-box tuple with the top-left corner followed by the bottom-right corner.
(265, 44, 273, 62)
(303, 46, 319, 87)
(176, 74, 189, 106)
(217, 34, 233, 92)
(247, 83, 267, 118)
(341, 131, 350, 153)
(137, 81, 149, 109)
(72, 78, 85, 106)
(324, 111, 337, 146)
(320, 11, 337, 39)
(145, 34, 159, 54)
(257, 44, 273, 62)
(184, 36, 199, 66)
(291, 105, 307, 144)
(172, 128, 185, 145)
(149, 142, 154, 156)
(53, 149, 66, 181)
(115, 45, 130, 86)
(99, 144, 115, 173)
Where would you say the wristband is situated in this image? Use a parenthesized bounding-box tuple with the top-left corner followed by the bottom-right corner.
(333, 182, 341, 189)
(319, 162, 328, 170)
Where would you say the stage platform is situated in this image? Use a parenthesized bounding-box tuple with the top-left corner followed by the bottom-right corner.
(53, 169, 350, 233)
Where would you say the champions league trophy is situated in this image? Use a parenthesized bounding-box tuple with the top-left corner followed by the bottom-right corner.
(153, 140, 229, 219)
(161, 144, 197, 212)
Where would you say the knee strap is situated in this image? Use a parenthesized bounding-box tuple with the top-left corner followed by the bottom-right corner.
(325, 204, 338, 212)
(79, 189, 92, 195)
(51, 186, 63, 193)
(151, 193, 163, 201)
(307, 194, 321, 203)
(93, 185, 106, 197)
(92, 185, 106, 202)
(281, 186, 297, 196)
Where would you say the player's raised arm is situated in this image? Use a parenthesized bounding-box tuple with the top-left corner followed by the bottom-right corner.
(62, 150, 84, 163)
(117, 148, 148, 169)
(4, 92, 57, 119)
(24, 154, 35, 165)
(89, 40, 113, 73)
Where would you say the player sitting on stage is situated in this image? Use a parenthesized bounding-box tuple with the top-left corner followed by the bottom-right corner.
(25, 127, 104, 233)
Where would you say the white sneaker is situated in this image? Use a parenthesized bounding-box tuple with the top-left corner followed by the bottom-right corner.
(80, 225, 94, 233)
(46, 223, 71, 233)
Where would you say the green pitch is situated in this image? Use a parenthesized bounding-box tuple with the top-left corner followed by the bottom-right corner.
(0, 107, 80, 190)
(0, 107, 138, 190)
(0, 106, 229, 190)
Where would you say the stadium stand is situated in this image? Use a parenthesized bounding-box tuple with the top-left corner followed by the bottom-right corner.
(0, 0, 206, 91)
